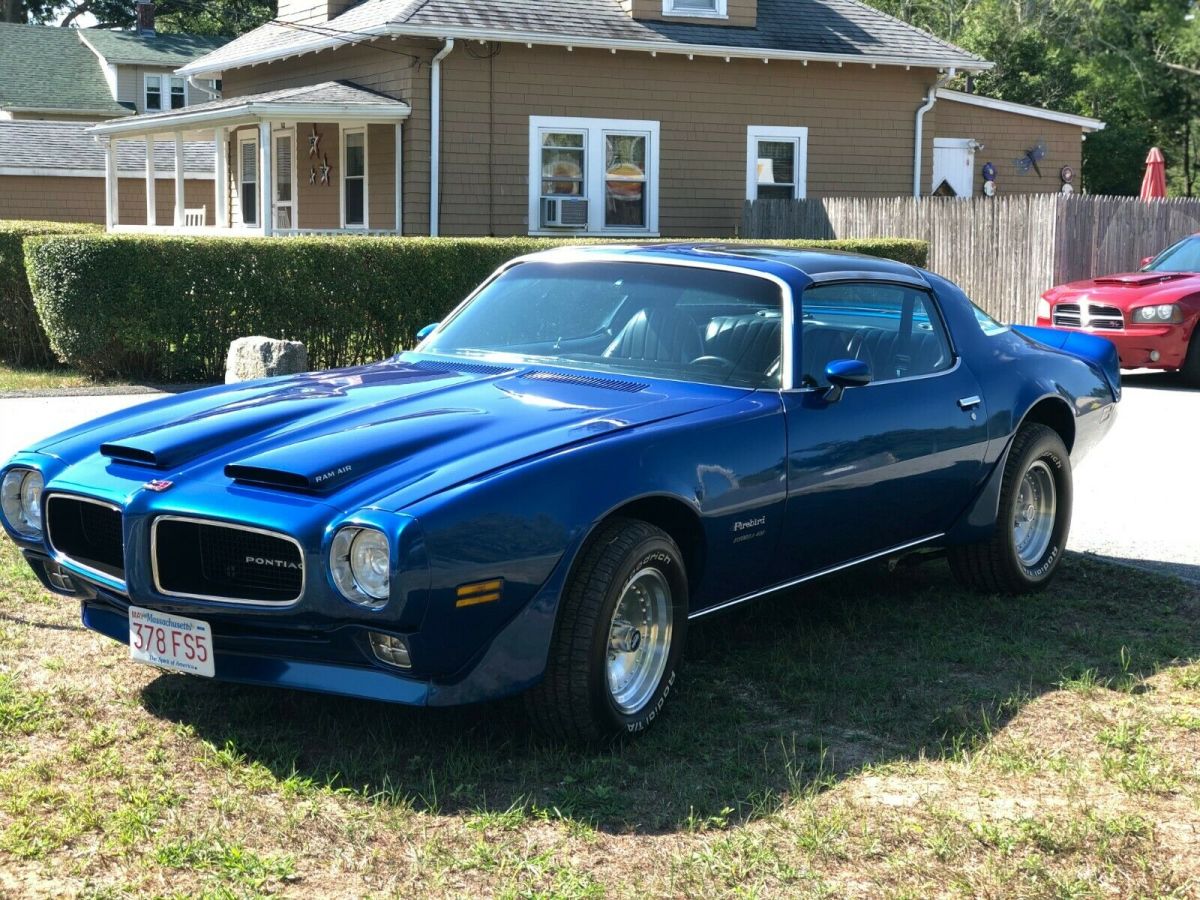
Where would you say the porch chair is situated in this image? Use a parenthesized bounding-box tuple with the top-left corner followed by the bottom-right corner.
(183, 205, 207, 227)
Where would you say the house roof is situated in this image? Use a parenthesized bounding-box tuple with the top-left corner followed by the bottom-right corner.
(0, 120, 215, 177)
(936, 89, 1106, 132)
(89, 80, 411, 137)
(178, 0, 988, 76)
(78, 29, 228, 67)
(0, 22, 130, 115)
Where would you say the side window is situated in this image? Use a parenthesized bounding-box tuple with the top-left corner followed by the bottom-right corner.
(800, 282, 952, 387)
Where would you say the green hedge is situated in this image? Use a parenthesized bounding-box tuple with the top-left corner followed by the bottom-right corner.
(0, 221, 101, 367)
(24, 235, 928, 382)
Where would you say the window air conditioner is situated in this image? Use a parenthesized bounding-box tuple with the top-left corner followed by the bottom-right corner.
(541, 197, 589, 228)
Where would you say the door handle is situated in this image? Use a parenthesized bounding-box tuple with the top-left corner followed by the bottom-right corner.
(957, 395, 982, 410)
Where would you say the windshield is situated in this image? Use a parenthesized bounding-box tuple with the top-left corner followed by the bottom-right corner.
(423, 260, 785, 388)
(1144, 236, 1200, 272)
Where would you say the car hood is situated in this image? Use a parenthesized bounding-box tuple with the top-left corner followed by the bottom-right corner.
(1050, 271, 1200, 307)
(34, 356, 742, 513)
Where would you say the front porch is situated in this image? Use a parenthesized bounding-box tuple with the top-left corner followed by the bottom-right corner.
(89, 81, 411, 237)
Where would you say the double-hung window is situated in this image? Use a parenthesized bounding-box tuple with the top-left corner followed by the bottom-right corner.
(238, 134, 258, 227)
(144, 74, 186, 112)
(341, 127, 367, 229)
(746, 126, 808, 200)
(663, 0, 727, 16)
(529, 116, 659, 235)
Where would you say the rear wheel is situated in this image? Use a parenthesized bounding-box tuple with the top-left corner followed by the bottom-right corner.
(949, 424, 1072, 594)
(525, 518, 688, 743)
(1181, 327, 1200, 388)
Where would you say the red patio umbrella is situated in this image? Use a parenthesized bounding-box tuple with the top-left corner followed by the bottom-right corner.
(1139, 147, 1167, 200)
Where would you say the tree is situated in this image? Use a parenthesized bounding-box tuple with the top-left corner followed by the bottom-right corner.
(869, 0, 1199, 194)
(1, 0, 274, 35)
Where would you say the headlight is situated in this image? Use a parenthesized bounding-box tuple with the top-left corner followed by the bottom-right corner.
(1, 468, 43, 538)
(1133, 304, 1183, 324)
(1036, 297, 1052, 320)
(330, 526, 390, 607)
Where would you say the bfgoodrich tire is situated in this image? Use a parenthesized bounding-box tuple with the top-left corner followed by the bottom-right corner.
(525, 518, 688, 744)
(949, 423, 1072, 594)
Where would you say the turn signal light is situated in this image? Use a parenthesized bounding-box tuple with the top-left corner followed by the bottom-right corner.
(368, 632, 411, 669)
(455, 579, 503, 608)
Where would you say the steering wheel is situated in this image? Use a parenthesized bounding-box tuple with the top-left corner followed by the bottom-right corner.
(689, 355, 737, 380)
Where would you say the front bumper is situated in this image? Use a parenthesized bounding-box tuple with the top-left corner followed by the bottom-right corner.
(1034, 317, 1190, 370)
(23, 549, 433, 707)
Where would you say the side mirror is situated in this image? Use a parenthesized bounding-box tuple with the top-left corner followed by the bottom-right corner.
(824, 358, 872, 403)
(1140, 255, 1156, 269)
(416, 322, 439, 342)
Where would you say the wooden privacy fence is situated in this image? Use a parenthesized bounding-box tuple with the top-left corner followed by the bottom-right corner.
(743, 195, 1200, 323)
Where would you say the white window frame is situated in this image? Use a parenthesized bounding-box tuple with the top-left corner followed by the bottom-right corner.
(143, 73, 187, 113)
(340, 125, 368, 230)
(663, 0, 727, 18)
(272, 126, 298, 231)
(237, 132, 259, 227)
(746, 126, 809, 201)
(528, 115, 660, 237)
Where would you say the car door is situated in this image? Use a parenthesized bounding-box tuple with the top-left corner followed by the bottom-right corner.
(776, 279, 990, 579)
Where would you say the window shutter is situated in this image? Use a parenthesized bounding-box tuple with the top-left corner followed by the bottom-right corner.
(241, 140, 257, 183)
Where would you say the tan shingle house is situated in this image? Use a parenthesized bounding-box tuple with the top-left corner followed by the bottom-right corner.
(87, 0, 1105, 238)
(0, 15, 225, 224)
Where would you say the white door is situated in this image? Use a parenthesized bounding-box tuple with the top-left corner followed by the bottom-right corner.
(932, 138, 975, 197)
(272, 129, 295, 230)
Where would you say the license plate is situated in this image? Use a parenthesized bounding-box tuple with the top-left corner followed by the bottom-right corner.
(128, 606, 214, 678)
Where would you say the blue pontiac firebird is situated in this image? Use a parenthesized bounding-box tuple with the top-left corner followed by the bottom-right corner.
(1, 245, 1120, 741)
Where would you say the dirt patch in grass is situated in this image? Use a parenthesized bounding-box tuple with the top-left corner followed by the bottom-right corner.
(0, 539, 1197, 897)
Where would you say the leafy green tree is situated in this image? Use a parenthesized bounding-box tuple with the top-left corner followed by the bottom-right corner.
(1, 0, 274, 35)
(871, 0, 1199, 194)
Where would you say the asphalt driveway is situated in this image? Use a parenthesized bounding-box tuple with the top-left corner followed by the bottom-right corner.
(0, 375, 1196, 583)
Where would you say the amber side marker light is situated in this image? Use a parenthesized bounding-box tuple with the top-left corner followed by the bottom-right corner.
(456, 579, 503, 608)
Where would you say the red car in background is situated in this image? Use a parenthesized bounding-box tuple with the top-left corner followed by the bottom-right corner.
(1037, 234, 1200, 385)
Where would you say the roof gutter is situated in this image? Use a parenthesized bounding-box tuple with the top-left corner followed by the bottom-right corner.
(176, 23, 990, 78)
(88, 99, 411, 137)
(430, 37, 455, 238)
(913, 68, 955, 198)
(5, 105, 133, 117)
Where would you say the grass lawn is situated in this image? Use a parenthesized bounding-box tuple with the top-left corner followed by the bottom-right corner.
(1, 538, 1197, 898)
(0, 365, 101, 393)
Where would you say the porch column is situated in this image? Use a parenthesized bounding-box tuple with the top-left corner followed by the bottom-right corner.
(394, 122, 403, 234)
(103, 138, 119, 229)
(214, 127, 228, 228)
(145, 136, 156, 226)
(258, 120, 273, 236)
(173, 131, 185, 227)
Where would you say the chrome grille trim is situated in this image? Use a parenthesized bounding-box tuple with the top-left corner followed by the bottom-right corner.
(1052, 302, 1124, 331)
(151, 515, 306, 607)
(44, 493, 127, 590)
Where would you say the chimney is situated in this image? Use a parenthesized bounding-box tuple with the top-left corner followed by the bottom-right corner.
(136, 0, 155, 36)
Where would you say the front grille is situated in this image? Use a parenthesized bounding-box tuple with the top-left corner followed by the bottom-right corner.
(45, 495, 125, 582)
(1053, 302, 1124, 331)
(153, 517, 304, 605)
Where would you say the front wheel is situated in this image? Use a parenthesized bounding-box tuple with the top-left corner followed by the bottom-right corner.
(1181, 327, 1200, 388)
(525, 518, 688, 743)
(949, 423, 1073, 594)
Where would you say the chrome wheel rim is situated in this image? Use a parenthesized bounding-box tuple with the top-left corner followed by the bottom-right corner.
(606, 567, 673, 715)
(1013, 460, 1057, 566)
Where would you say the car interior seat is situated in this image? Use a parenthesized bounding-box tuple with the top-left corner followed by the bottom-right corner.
(603, 307, 704, 364)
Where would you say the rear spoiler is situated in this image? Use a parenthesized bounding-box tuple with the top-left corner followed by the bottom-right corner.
(1013, 325, 1122, 401)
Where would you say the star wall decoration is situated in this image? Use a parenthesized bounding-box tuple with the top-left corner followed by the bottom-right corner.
(307, 125, 321, 158)
(319, 154, 331, 185)
(309, 167, 317, 185)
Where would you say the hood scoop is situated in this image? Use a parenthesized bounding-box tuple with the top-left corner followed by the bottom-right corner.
(520, 370, 649, 393)
(225, 408, 486, 493)
(1093, 272, 1190, 287)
